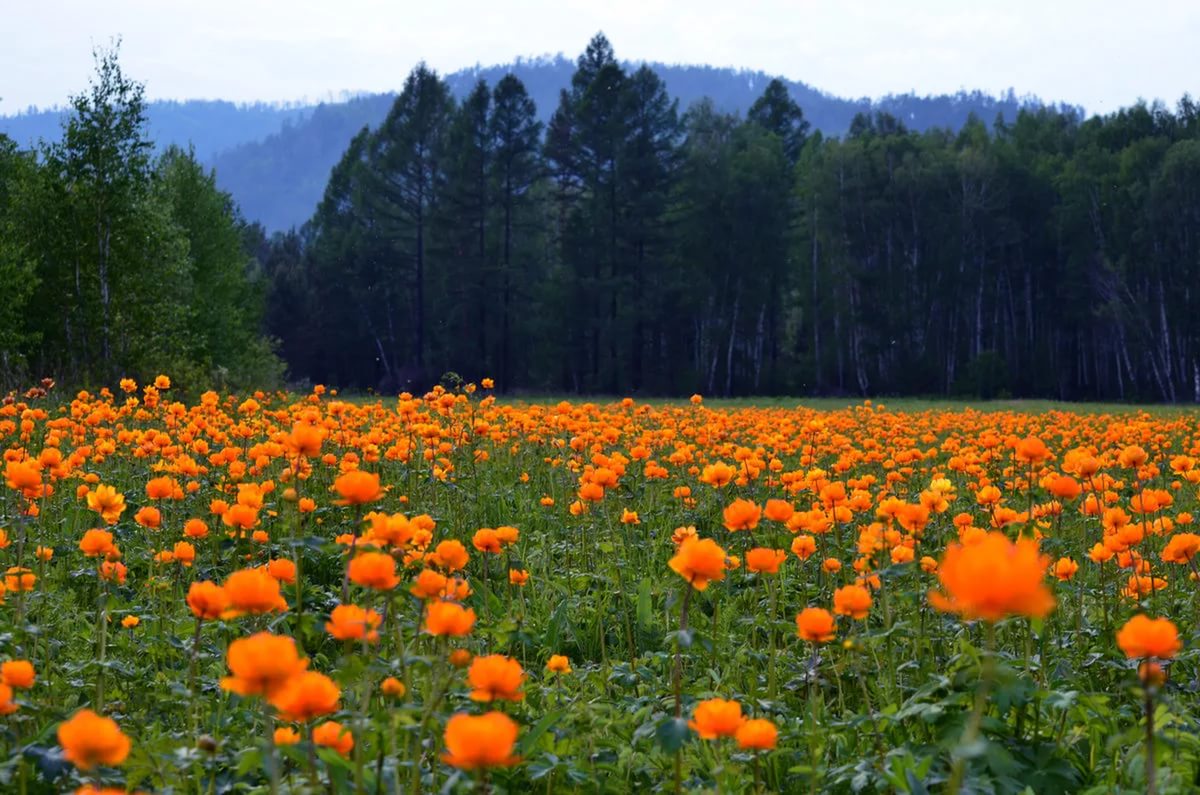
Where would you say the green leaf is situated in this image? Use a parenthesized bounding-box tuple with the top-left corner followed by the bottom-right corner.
(655, 717, 691, 753)
(517, 709, 564, 755)
(636, 577, 653, 628)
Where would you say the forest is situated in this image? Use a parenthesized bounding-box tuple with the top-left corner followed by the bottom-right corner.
(3, 35, 1200, 400)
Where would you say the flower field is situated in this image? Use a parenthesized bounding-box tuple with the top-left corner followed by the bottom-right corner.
(1, 379, 1198, 794)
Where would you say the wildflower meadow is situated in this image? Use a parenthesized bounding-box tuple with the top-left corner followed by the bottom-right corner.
(1, 379, 1198, 793)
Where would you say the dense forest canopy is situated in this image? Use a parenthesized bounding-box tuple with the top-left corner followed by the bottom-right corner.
(3, 35, 1199, 402)
(256, 34, 1200, 402)
(3, 55, 1070, 232)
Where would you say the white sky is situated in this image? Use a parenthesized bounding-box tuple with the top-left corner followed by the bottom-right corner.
(2, 0, 1197, 114)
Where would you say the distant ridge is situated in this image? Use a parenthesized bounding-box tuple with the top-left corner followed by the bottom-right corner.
(1, 56, 1075, 231)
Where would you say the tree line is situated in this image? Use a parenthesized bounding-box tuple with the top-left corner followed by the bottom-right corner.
(259, 34, 1200, 401)
(0, 47, 281, 390)
(5, 37, 1200, 401)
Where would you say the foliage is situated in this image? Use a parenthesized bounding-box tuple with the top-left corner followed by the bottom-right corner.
(0, 46, 281, 392)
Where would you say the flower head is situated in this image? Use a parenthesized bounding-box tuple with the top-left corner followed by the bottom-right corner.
(832, 584, 872, 620)
(348, 552, 399, 590)
(735, 718, 778, 750)
(467, 654, 525, 702)
(668, 537, 728, 591)
(929, 531, 1054, 622)
(1117, 615, 1182, 660)
(57, 710, 131, 770)
(220, 632, 308, 697)
(796, 608, 836, 643)
(325, 604, 382, 643)
(334, 470, 382, 506)
(442, 712, 520, 770)
(269, 671, 340, 722)
(223, 568, 287, 615)
(423, 600, 476, 637)
(689, 698, 745, 739)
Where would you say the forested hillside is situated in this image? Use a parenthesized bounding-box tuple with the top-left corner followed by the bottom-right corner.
(256, 34, 1200, 402)
(4, 54, 1064, 231)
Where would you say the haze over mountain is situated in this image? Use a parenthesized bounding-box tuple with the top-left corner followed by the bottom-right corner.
(1, 56, 1075, 231)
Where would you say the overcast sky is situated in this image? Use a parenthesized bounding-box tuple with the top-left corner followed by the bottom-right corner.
(3, 1, 1197, 115)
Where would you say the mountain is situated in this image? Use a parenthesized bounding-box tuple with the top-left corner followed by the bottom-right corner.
(2, 56, 1075, 231)
(0, 99, 313, 162)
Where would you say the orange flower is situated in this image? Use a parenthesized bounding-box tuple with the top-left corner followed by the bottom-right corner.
(1162, 533, 1200, 564)
(223, 568, 287, 614)
(796, 608, 836, 643)
(700, 461, 735, 488)
(1046, 475, 1082, 501)
(411, 568, 448, 600)
(86, 485, 126, 525)
(286, 422, 325, 458)
(1052, 557, 1079, 581)
(668, 537, 728, 590)
(722, 498, 762, 531)
(348, 552, 399, 590)
(57, 709, 131, 770)
(187, 581, 229, 620)
(325, 604, 382, 643)
(1, 660, 34, 689)
(266, 558, 297, 584)
(689, 698, 745, 739)
(546, 654, 571, 674)
(99, 561, 127, 585)
(274, 727, 301, 745)
(508, 568, 530, 586)
(745, 547, 786, 575)
(334, 470, 382, 506)
(312, 721, 353, 756)
(1116, 615, 1182, 660)
(442, 711, 520, 770)
(791, 535, 817, 560)
(832, 584, 872, 619)
(5, 459, 44, 497)
(222, 503, 259, 531)
(472, 528, 502, 554)
(5, 567, 34, 592)
(1014, 436, 1052, 464)
(220, 632, 308, 697)
(172, 541, 196, 567)
(735, 718, 778, 750)
(763, 499, 795, 523)
(269, 671, 340, 722)
(1088, 543, 1115, 564)
(1118, 445, 1149, 469)
(183, 518, 209, 539)
(430, 539, 470, 572)
(145, 476, 177, 500)
(423, 600, 477, 636)
(929, 531, 1054, 622)
(381, 676, 406, 698)
(79, 529, 115, 558)
(467, 654, 525, 702)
